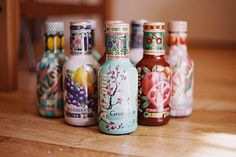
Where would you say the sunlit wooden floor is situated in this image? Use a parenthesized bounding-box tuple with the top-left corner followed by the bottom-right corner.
(0, 48, 236, 157)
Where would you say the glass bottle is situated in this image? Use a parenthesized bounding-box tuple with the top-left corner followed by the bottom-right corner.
(63, 21, 100, 126)
(129, 19, 147, 65)
(98, 23, 138, 135)
(137, 22, 171, 125)
(167, 21, 194, 117)
(36, 22, 67, 118)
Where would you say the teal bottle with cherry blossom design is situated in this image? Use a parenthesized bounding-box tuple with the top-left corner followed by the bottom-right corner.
(98, 23, 138, 135)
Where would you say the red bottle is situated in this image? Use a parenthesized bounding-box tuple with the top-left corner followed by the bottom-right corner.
(136, 22, 171, 126)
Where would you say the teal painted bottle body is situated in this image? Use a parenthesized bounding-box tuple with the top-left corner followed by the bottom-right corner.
(36, 22, 67, 118)
(98, 23, 138, 135)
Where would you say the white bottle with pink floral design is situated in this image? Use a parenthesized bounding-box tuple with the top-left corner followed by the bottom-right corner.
(167, 21, 194, 117)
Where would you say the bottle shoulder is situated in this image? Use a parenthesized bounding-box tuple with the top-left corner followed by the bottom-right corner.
(136, 56, 170, 68)
(64, 54, 100, 70)
(99, 59, 136, 73)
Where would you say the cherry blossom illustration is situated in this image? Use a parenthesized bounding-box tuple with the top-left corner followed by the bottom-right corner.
(99, 65, 130, 130)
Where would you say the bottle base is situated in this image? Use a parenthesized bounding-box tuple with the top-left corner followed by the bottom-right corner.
(98, 128, 137, 135)
(65, 117, 97, 127)
(38, 110, 64, 118)
(170, 108, 192, 117)
(138, 116, 170, 126)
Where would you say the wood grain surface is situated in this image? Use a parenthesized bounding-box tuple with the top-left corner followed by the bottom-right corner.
(0, 48, 236, 157)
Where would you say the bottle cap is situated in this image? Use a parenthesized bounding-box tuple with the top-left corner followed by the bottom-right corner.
(168, 20, 187, 33)
(44, 22, 64, 35)
(144, 22, 165, 32)
(105, 23, 129, 34)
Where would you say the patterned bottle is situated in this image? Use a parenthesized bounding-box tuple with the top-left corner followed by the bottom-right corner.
(63, 21, 100, 126)
(137, 22, 171, 125)
(129, 19, 147, 65)
(167, 21, 194, 117)
(98, 23, 138, 135)
(36, 22, 67, 118)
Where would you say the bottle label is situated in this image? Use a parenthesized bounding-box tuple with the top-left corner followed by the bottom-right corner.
(98, 65, 137, 133)
(64, 64, 97, 123)
(143, 32, 164, 55)
(168, 47, 194, 116)
(168, 33, 187, 46)
(70, 29, 92, 55)
(138, 65, 171, 119)
(37, 52, 66, 117)
(45, 34, 64, 52)
(105, 33, 129, 58)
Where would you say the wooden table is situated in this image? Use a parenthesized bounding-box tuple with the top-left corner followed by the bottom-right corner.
(0, 48, 236, 157)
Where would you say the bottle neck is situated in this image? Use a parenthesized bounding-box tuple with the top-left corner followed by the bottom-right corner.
(70, 29, 92, 55)
(168, 32, 188, 47)
(143, 31, 165, 56)
(44, 34, 64, 53)
(105, 32, 129, 60)
(131, 26, 143, 49)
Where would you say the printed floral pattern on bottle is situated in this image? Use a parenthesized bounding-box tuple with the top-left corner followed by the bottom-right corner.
(70, 31, 92, 54)
(98, 65, 136, 131)
(138, 65, 171, 118)
(168, 47, 194, 109)
(143, 32, 164, 51)
(64, 64, 97, 117)
(105, 34, 129, 56)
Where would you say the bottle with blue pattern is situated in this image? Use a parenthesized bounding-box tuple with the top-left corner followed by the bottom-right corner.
(98, 23, 138, 135)
(36, 22, 67, 118)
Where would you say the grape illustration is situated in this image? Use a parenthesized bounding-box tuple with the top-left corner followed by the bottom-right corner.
(64, 76, 87, 106)
(86, 95, 97, 111)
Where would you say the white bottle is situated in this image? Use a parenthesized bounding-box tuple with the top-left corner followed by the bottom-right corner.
(129, 19, 147, 65)
(167, 21, 194, 117)
(63, 21, 100, 126)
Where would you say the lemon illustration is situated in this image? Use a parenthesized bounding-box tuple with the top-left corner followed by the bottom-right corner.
(47, 36, 54, 50)
(72, 67, 94, 94)
(56, 35, 61, 49)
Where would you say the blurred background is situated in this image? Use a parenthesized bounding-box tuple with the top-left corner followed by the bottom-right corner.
(0, 0, 236, 91)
